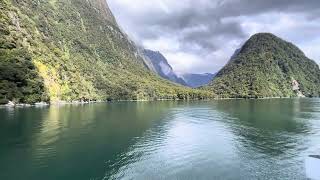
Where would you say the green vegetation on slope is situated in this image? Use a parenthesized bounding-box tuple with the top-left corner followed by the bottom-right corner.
(0, 0, 213, 104)
(206, 33, 320, 98)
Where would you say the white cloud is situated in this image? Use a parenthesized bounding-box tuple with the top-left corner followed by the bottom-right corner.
(108, 0, 320, 74)
(165, 52, 208, 74)
(300, 38, 320, 62)
(142, 37, 180, 53)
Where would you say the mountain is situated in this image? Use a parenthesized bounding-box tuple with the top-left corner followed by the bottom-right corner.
(181, 73, 216, 88)
(206, 33, 320, 98)
(142, 49, 187, 86)
(0, 0, 213, 104)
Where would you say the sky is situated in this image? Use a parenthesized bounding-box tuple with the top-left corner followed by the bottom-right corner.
(108, 0, 320, 75)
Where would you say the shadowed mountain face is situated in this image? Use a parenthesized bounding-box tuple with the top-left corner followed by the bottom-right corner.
(0, 0, 212, 104)
(181, 73, 216, 88)
(206, 33, 320, 98)
(142, 49, 187, 86)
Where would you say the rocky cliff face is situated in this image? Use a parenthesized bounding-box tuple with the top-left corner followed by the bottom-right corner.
(142, 49, 187, 86)
(206, 33, 320, 98)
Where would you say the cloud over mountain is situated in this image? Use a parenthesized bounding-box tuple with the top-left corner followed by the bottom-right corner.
(108, 0, 320, 74)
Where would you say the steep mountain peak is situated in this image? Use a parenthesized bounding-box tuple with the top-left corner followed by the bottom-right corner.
(142, 49, 187, 86)
(206, 33, 320, 98)
(143, 49, 169, 64)
(247, 33, 287, 43)
(239, 32, 305, 57)
(0, 0, 212, 104)
(251, 32, 278, 38)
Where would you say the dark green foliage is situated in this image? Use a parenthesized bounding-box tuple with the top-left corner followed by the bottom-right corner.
(0, 0, 213, 104)
(0, 47, 48, 104)
(206, 33, 320, 98)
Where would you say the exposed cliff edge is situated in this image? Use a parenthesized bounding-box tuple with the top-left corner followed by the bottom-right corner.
(142, 49, 187, 86)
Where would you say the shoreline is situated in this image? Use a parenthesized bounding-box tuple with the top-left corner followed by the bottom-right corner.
(0, 96, 317, 109)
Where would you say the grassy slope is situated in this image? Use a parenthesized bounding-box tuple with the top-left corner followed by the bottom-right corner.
(206, 33, 320, 98)
(0, 0, 213, 104)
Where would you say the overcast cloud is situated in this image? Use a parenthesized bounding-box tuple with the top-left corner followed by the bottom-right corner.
(108, 0, 320, 74)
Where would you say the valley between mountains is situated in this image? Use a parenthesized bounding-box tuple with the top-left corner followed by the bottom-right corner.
(1, 0, 319, 105)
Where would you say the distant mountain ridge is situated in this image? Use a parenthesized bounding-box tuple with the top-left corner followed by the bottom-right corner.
(142, 49, 216, 88)
(181, 73, 216, 88)
(206, 33, 320, 98)
(142, 49, 187, 86)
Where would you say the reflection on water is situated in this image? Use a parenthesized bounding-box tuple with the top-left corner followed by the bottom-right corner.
(215, 99, 311, 155)
(0, 99, 319, 180)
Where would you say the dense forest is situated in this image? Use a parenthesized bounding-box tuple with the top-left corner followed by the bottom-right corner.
(0, 0, 213, 104)
(1, 0, 320, 104)
(206, 33, 320, 98)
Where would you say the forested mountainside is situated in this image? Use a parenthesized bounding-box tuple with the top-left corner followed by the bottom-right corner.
(0, 0, 213, 104)
(142, 49, 187, 86)
(206, 33, 320, 98)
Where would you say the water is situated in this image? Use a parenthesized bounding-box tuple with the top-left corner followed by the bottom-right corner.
(0, 99, 320, 180)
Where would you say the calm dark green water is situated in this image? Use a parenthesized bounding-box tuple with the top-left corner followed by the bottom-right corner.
(0, 99, 320, 180)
